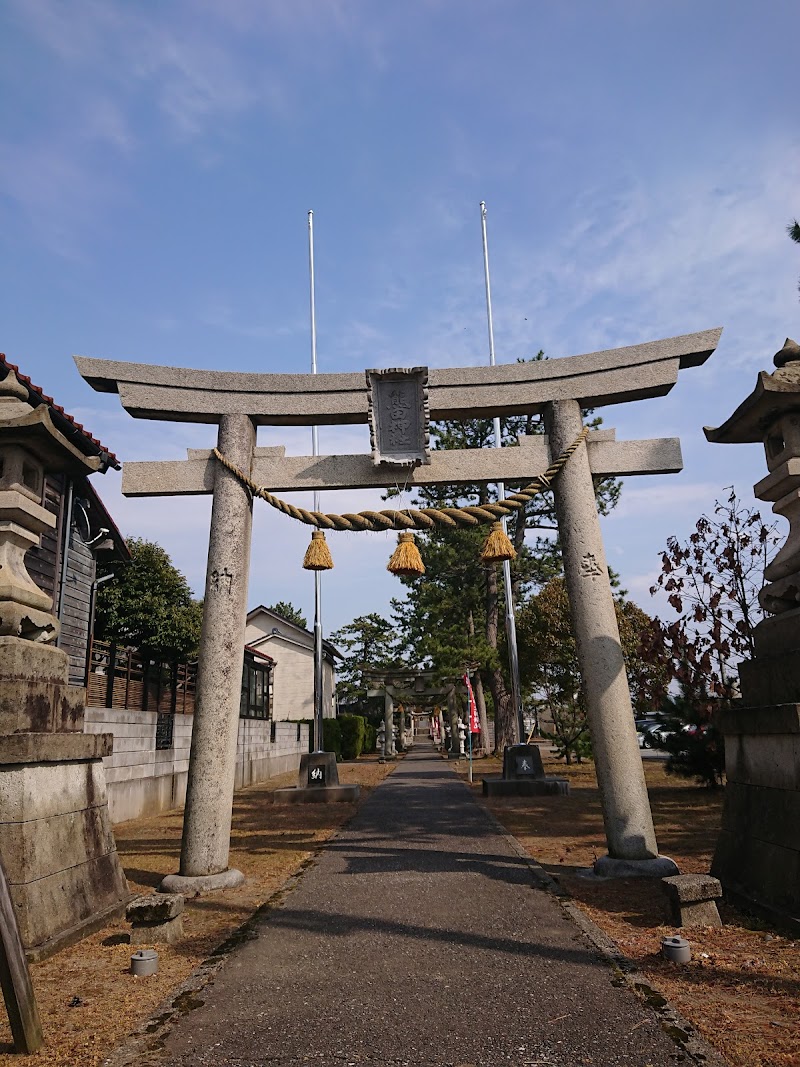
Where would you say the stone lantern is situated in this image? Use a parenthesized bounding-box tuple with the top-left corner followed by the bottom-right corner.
(704, 337, 800, 930)
(0, 366, 128, 959)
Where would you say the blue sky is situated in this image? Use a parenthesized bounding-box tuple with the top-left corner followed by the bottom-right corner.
(2, 0, 798, 635)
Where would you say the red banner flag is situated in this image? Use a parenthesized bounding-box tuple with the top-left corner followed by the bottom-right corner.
(463, 673, 480, 733)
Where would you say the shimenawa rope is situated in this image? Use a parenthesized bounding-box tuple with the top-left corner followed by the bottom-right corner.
(212, 425, 589, 533)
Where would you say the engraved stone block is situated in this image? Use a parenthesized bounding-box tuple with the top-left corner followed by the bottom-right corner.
(366, 367, 430, 467)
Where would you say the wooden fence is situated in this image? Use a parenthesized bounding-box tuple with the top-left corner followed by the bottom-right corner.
(86, 639, 197, 748)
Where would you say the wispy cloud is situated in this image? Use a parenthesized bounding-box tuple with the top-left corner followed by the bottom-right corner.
(358, 140, 800, 376)
(1, 0, 386, 254)
(604, 482, 726, 522)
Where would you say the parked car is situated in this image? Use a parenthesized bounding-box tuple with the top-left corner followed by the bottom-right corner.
(636, 720, 672, 749)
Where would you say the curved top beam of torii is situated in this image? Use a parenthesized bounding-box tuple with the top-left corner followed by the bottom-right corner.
(74, 328, 721, 426)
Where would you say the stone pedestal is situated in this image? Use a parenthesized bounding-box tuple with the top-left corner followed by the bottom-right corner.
(0, 643, 129, 961)
(502, 743, 544, 779)
(482, 744, 570, 797)
(704, 340, 800, 933)
(272, 751, 360, 804)
(127, 893, 184, 945)
(712, 698, 800, 932)
(0, 368, 130, 957)
(661, 874, 722, 928)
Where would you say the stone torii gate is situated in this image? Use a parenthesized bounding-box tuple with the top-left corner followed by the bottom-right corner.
(76, 327, 721, 891)
(363, 668, 459, 758)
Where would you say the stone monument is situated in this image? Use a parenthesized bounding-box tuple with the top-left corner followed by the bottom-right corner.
(272, 750, 360, 804)
(0, 367, 129, 959)
(705, 337, 800, 931)
(482, 743, 569, 797)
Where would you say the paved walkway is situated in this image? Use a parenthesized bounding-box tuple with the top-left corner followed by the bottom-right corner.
(156, 748, 687, 1066)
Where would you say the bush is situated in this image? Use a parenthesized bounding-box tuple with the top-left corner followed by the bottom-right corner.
(655, 684, 726, 789)
(322, 718, 342, 761)
(663, 720, 725, 788)
(540, 702, 592, 765)
(339, 714, 366, 760)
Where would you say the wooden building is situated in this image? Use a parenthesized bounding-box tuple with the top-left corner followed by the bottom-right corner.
(2, 357, 313, 821)
(1, 355, 129, 681)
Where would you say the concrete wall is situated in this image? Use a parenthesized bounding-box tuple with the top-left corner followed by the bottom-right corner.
(84, 706, 309, 824)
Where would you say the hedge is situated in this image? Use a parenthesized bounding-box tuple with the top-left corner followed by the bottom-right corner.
(322, 717, 342, 761)
(339, 713, 366, 760)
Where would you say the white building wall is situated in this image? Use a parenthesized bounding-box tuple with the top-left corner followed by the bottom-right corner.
(245, 611, 337, 721)
(84, 707, 309, 824)
(270, 639, 314, 721)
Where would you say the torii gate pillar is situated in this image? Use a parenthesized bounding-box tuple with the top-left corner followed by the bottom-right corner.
(546, 400, 676, 874)
(162, 414, 255, 892)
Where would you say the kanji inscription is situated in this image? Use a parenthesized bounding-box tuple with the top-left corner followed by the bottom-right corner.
(210, 567, 234, 594)
(580, 553, 603, 578)
(366, 367, 431, 467)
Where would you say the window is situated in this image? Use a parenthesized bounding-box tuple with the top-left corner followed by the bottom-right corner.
(240, 653, 272, 720)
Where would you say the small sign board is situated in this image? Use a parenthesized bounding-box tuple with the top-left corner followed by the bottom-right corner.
(366, 367, 431, 467)
(308, 763, 326, 787)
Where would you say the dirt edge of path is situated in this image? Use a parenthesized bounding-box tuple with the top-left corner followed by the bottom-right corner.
(467, 780, 730, 1067)
(104, 827, 345, 1067)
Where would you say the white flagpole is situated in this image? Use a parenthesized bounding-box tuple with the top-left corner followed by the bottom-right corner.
(479, 201, 525, 745)
(308, 210, 324, 753)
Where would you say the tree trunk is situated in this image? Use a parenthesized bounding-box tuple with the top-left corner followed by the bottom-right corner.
(485, 560, 516, 752)
(473, 672, 491, 756)
(466, 610, 491, 755)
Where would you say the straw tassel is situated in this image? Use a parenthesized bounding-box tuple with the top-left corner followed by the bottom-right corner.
(387, 531, 425, 577)
(303, 529, 334, 571)
(480, 521, 516, 563)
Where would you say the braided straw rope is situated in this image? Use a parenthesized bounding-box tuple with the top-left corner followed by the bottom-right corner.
(212, 425, 589, 533)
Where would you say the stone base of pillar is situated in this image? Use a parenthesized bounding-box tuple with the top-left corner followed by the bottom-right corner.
(0, 732, 131, 961)
(272, 784, 361, 804)
(589, 855, 680, 880)
(711, 702, 800, 933)
(482, 777, 569, 797)
(159, 869, 245, 895)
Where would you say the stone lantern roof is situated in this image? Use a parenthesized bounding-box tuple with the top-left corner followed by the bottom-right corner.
(704, 339, 800, 444)
(0, 354, 120, 471)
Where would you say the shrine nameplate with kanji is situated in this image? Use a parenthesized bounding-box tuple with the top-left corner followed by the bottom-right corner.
(366, 367, 431, 467)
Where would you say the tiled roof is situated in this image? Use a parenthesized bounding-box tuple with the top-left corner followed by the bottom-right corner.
(0, 353, 120, 470)
(245, 643, 275, 664)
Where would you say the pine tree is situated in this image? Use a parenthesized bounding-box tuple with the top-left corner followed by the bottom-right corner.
(330, 613, 400, 707)
(387, 355, 620, 752)
(266, 601, 307, 629)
